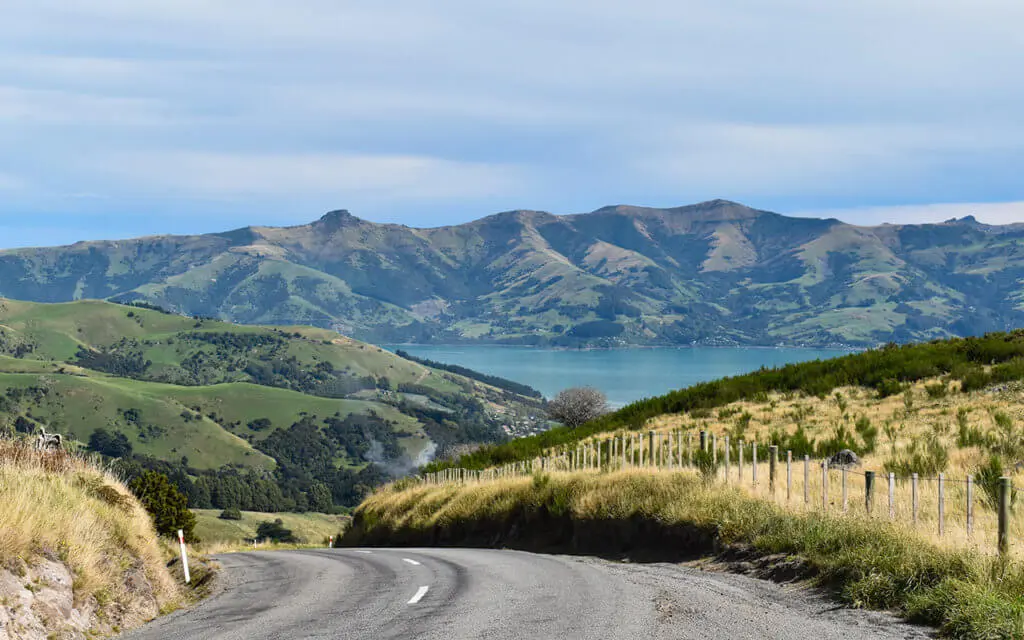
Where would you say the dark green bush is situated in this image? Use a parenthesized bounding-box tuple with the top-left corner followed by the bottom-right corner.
(218, 507, 242, 520)
(129, 470, 198, 542)
(256, 518, 297, 542)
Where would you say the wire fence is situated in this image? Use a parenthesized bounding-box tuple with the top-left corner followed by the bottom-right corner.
(422, 428, 1017, 557)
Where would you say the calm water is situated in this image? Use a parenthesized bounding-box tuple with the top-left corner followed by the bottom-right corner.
(382, 345, 851, 407)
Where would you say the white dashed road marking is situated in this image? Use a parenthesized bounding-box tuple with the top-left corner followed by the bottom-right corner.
(408, 586, 429, 604)
(403, 558, 421, 566)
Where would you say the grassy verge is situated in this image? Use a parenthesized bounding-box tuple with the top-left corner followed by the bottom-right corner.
(349, 469, 1024, 639)
(0, 439, 181, 633)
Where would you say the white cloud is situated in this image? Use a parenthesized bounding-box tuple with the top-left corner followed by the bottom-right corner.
(0, 1, 1023, 228)
(95, 151, 527, 200)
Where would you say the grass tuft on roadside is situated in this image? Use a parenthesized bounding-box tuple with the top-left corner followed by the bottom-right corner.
(350, 469, 1024, 639)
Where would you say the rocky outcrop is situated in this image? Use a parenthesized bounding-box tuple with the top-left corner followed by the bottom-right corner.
(0, 556, 161, 640)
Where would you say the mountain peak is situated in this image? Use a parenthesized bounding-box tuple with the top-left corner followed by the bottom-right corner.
(313, 209, 360, 230)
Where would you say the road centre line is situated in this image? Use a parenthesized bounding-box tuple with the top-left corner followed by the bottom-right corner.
(353, 550, 373, 554)
(403, 558, 421, 566)
(408, 585, 429, 604)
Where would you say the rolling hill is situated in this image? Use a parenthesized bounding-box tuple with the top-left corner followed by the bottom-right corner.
(0, 298, 543, 510)
(2, 200, 1023, 347)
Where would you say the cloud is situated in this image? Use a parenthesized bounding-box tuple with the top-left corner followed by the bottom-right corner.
(95, 151, 527, 200)
(0, 1, 1023, 231)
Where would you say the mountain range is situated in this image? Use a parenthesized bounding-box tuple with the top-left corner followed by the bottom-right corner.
(2, 199, 1023, 347)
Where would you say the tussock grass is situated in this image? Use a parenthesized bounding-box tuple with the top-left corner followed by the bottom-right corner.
(353, 469, 1024, 638)
(641, 378, 1024, 555)
(0, 439, 180, 622)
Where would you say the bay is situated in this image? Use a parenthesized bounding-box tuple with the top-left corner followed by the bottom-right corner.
(381, 345, 851, 407)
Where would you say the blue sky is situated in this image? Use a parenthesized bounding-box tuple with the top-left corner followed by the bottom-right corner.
(2, 0, 1024, 248)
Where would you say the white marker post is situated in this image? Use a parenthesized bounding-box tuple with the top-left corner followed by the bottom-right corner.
(328, 535, 334, 549)
(178, 529, 191, 584)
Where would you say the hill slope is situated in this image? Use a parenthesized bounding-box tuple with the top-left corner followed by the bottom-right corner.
(0, 299, 543, 510)
(2, 201, 1023, 347)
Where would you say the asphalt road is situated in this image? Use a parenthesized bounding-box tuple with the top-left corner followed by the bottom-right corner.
(121, 548, 932, 639)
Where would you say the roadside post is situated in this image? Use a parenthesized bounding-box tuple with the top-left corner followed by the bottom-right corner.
(178, 529, 191, 584)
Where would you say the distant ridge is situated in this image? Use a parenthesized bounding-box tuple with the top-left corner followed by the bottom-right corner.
(2, 199, 1023, 347)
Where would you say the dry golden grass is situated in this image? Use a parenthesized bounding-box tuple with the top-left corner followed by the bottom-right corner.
(0, 439, 180, 617)
(542, 378, 1024, 557)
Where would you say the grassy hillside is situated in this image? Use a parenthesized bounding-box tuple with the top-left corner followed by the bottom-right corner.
(0, 298, 543, 511)
(0, 439, 181, 637)
(193, 509, 347, 544)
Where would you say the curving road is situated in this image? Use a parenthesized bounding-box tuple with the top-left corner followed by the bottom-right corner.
(121, 548, 930, 639)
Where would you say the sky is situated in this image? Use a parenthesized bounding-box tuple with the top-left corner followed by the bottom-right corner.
(2, 0, 1024, 248)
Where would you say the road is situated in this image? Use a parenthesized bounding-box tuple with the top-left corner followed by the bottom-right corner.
(121, 548, 931, 640)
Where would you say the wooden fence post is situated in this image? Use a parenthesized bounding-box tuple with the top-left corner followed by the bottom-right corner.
(724, 436, 731, 483)
(752, 442, 758, 487)
(668, 431, 674, 469)
(738, 440, 744, 482)
(769, 445, 778, 496)
(648, 431, 655, 467)
(699, 430, 707, 453)
(938, 473, 945, 537)
(998, 477, 1011, 556)
(865, 471, 875, 515)
(803, 455, 809, 504)
(966, 474, 974, 537)
(912, 473, 919, 525)
(842, 466, 848, 512)
(786, 450, 792, 501)
(888, 472, 895, 520)
(822, 459, 829, 510)
(712, 433, 717, 464)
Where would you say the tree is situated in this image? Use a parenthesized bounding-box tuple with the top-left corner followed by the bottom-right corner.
(307, 481, 333, 513)
(256, 518, 297, 542)
(546, 387, 609, 429)
(88, 428, 133, 458)
(129, 470, 198, 542)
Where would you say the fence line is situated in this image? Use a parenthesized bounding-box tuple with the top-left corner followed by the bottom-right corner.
(420, 429, 1016, 557)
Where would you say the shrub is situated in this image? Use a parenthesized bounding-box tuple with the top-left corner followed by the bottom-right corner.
(975, 455, 1017, 511)
(959, 368, 992, 393)
(129, 470, 198, 542)
(854, 416, 878, 454)
(256, 518, 297, 543)
(692, 449, 718, 483)
(876, 378, 906, 398)
(987, 411, 1024, 459)
(924, 382, 948, 399)
(956, 408, 985, 448)
(884, 436, 949, 477)
(218, 507, 242, 520)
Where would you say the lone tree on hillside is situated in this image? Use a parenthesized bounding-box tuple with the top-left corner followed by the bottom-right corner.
(547, 387, 609, 429)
